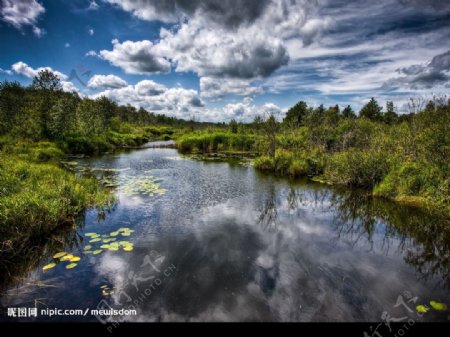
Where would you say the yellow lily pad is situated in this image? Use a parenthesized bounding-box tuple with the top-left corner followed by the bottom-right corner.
(416, 305, 429, 313)
(69, 256, 81, 262)
(66, 263, 78, 269)
(90, 238, 101, 243)
(430, 301, 447, 311)
(43, 262, 57, 270)
(53, 252, 67, 259)
(123, 245, 134, 252)
(60, 254, 74, 261)
(93, 249, 103, 255)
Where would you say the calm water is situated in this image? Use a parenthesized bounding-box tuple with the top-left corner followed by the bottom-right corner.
(1, 142, 449, 322)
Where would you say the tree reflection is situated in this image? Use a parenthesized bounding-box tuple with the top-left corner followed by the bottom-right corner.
(329, 190, 450, 288)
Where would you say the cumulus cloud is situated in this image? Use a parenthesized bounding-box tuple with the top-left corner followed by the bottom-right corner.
(0, 0, 45, 36)
(10, 61, 80, 93)
(11, 61, 67, 80)
(99, 39, 171, 74)
(96, 0, 328, 82)
(88, 0, 99, 11)
(386, 50, 450, 89)
(105, 0, 272, 28)
(92, 79, 204, 118)
(87, 74, 128, 89)
(200, 77, 263, 98)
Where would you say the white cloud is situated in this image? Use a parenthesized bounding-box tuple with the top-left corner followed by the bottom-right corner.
(61, 81, 80, 93)
(87, 74, 128, 89)
(99, 39, 171, 74)
(11, 61, 68, 80)
(64, 42, 70, 48)
(85, 50, 98, 57)
(88, 28, 94, 35)
(200, 77, 263, 98)
(0, 67, 12, 75)
(92, 79, 203, 119)
(32, 25, 45, 37)
(0, 0, 45, 32)
(88, 0, 99, 11)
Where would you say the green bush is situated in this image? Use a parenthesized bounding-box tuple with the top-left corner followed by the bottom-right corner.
(324, 148, 389, 188)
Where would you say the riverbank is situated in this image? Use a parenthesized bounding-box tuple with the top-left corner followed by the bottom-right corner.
(174, 119, 449, 218)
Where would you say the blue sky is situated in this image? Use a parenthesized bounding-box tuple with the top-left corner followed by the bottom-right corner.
(0, 0, 449, 122)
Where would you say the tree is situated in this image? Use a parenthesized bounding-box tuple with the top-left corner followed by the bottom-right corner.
(283, 100, 308, 127)
(359, 97, 383, 121)
(342, 105, 356, 119)
(229, 119, 238, 133)
(31, 69, 62, 91)
(263, 114, 279, 159)
(384, 101, 398, 124)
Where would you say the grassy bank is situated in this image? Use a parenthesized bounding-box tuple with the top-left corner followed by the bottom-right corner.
(0, 141, 112, 248)
(174, 102, 449, 215)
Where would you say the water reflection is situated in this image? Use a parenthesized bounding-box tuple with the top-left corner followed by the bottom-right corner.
(0, 146, 449, 322)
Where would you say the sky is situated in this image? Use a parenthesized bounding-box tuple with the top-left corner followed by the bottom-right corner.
(0, 0, 449, 122)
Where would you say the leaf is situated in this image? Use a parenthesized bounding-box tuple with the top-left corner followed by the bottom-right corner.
(90, 238, 101, 243)
(430, 301, 447, 311)
(85, 233, 97, 237)
(100, 244, 110, 249)
(66, 263, 78, 269)
(60, 254, 73, 261)
(43, 263, 56, 271)
(416, 305, 429, 313)
(69, 256, 81, 262)
(93, 249, 103, 255)
(53, 252, 67, 259)
(110, 231, 119, 236)
(84, 245, 92, 250)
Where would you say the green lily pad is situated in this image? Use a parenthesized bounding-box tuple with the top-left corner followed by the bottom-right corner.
(93, 249, 103, 255)
(66, 263, 78, 269)
(100, 244, 111, 249)
(53, 252, 67, 259)
(90, 238, 101, 243)
(430, 301, 447, 311)
(108, 246, 119, 251)
(84, 245, 92, 250)
(85, 233, 97, 237)
(110, 231, 119, 236)
(416, 305, 429, 313)
(43, 262, 57, 271)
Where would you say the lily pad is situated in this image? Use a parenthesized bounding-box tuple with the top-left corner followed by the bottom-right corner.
(43, 263, 57, 271)
(69, 256, 81, 262)
(93, 249, 103, 255)
(430, 301, 447, 311)
(85, 233, 97, 237)
(66, 263, 78, 269)
(416, 305, 429, 313)
(120, 232, 131, 236)
(110, 231, 119, 236)
(53, 252, 67, 259)
(123, 245, 134, 252)
(100, 244, 111, 249)
(60, 254, 74, 261)
(108, 246, 119, 251)
(90, 238, 101, 243)
(84, 245, 92, 250)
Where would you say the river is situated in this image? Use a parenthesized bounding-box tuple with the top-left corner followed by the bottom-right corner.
(0, 142, 449, 322)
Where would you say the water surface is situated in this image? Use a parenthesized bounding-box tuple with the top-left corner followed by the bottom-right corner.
(1, 143, 449, 322)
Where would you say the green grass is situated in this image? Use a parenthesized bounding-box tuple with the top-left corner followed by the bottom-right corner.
(0, 142, 112, 247)
(176, 131, 256, 153)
